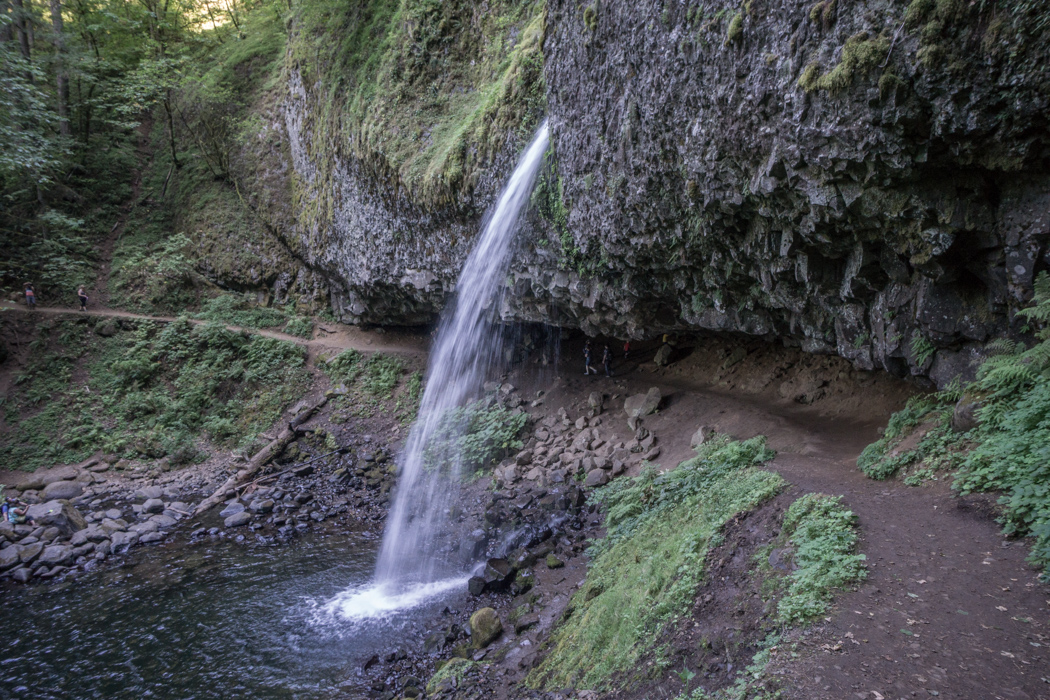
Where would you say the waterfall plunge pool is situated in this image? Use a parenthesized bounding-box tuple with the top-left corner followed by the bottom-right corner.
(0, 529, 469, 699)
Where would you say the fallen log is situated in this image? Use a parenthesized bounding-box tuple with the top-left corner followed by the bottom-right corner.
(193, 396, 328, 516)
(235, 447, 344, 495)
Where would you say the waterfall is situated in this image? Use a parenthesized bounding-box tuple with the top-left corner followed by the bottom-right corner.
(325, 121, 550, 618)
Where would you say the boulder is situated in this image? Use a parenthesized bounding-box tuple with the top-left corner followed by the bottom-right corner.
(514, 613, 540, 635)
(149, 514, 177, 528)
(142, 498, 165, 514)
(0, 545, 23, 570)
(588, 391, 604, 413)
(250, 499, 275, 514)
(133, 485, 164, 501)
(26, 500, 87, 536)
(585, 469, 609, 487)
(94, 318, 118, 337)
(220, 501, 246, 518)
(42, 480, 83, 501)
(18, 465, 78, 491)
(99, 518, 127, 534)
(467, 576, 487, 596)
(951, 396, 981, 433)
(623, 387, 661, 424)
(140, 532, 164, 544)
(545, 553, 565, 569)
(110, 531, 139, 552)
(654, 344, 673, 366)
(104, 508, 123, 520)
(38, 545, 74, 567)
(469, 608, 503, 649)
(11, 567, 32, 584)
(690, 425, 708, 448)
(19, 542, 44, 565)
(129, 521, 159, 535)
(224, 511, 252, 528)
(480, 558, 515, 592)
(70, 528, 96, 546)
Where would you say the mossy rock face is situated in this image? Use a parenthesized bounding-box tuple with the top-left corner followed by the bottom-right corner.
(469, 607, 503, 648)
(199, 0, 1050, 391)
(94, 319, 119, 337)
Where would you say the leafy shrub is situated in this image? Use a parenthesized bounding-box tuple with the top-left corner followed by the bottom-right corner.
(324, 349, 362, 385)
(860, 272, 1050, 574)
(360, 354, 405, 398)
(856, 393, 956, 479)
(772, 494, 867, 624)
(192, 293, 288, 329)
(422, 399, 528, 476)
(396, 371, 425, 422)
(0, 316, 309, 470)
(528, 436, 782, 691)
(283, 316, 314, 338)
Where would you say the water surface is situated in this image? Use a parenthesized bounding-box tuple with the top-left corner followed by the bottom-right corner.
(0, 530, 464, 699)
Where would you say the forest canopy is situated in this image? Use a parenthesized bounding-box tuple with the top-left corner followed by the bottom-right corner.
(0, 0, 284, 297)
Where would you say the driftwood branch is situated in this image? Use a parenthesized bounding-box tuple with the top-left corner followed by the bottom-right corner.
(192, 397, 328, 516)
(235, 447, 344, 494)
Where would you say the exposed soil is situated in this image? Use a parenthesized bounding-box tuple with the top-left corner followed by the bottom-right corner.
(611, 491, 799, 700)
(2, 315, 1048, 699)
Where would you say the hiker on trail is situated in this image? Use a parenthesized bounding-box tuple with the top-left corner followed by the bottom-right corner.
(623, 340, 630, 359)
(583, 340, 598, 375)
(23, 283, 36, 309)
(77, 286, 89, 311)
(602, 344, 613, 377)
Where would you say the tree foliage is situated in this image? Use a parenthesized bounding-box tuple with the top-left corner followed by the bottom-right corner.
(0, 0, 282, 298)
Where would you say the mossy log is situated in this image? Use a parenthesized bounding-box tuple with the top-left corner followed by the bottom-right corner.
(193, 396, 328, 516)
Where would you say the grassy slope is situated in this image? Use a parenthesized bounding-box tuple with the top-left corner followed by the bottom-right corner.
(0, 315, 309, 471)
(527, 436, 866, 695)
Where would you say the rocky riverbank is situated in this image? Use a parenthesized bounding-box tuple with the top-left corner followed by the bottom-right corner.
(0, 424, 402, 586)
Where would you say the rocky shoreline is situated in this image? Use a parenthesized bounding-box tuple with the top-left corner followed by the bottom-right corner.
(0, 377, 672, 700)
(0, 431, 401, 587)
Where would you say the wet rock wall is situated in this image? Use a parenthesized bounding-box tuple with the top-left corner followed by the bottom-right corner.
(269, 0, 1050, 386)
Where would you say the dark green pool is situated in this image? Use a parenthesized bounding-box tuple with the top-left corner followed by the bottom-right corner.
(0, 530, 462, 699)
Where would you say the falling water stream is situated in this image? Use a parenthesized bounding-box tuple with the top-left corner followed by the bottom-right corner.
(325, 120, 551, 619)
(0, 123, 552, 698)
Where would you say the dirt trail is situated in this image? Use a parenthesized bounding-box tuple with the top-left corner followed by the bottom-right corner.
(0, 301, 429, 360)
(3, 302, 1047, 696)
(87, 119, 154, 308)
(508, 336, 1049, 700)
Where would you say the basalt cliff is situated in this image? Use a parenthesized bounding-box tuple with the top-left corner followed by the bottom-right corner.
(219, 0, 1050, 387)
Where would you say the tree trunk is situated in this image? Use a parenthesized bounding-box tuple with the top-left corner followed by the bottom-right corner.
(11, 0, 32, 74)
(49, 0, 70, 136)
(162, 94, 180, 169)
(0, 0, 12, 42)
(192, 397, 328, 516)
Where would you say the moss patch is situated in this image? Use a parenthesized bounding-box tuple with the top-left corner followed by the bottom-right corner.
(527, 436, 783, 691)
(798, 31, 892, 94)
(288, 0, 547, 213)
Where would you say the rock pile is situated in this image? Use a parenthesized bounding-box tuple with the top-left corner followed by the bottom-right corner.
(0, 476, 195, 584)
(492, 390, 662, 495)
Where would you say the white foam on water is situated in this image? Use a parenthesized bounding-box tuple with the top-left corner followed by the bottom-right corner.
(317, 577, 470, 623)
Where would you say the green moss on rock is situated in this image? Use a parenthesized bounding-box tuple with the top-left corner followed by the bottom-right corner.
(725, 11, 744, 45)
(798, 31, 891, 94)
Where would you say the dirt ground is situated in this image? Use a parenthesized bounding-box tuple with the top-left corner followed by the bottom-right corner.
(500, 334, 1049, 700)
(2, 310, 1048, 699)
